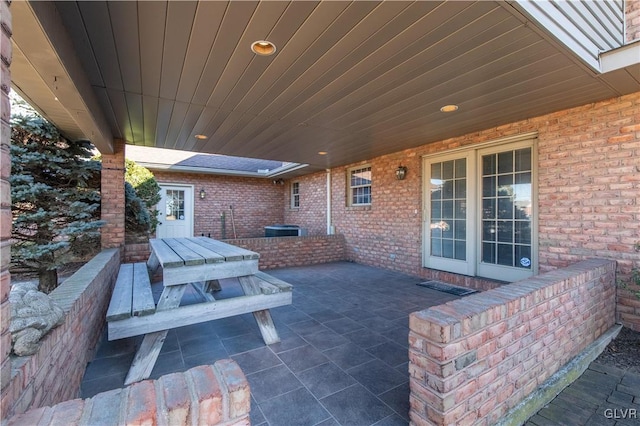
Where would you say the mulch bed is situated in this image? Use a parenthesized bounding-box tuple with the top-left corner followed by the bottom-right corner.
(595, 326, 640, 373)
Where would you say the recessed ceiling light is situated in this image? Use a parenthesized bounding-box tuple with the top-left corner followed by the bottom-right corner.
(440, 104, 459, 113)
(194, 134, 208, 140)
(318, 151, 328, 155)
(251, 40, 277, 56)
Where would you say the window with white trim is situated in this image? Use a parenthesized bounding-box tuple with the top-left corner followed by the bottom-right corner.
(348, 166, 372, 206)
(423, 137, 537, 282)
(291, 181, 300, 208)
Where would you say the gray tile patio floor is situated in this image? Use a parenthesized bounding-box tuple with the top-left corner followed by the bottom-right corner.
(80, 261, 460, 425)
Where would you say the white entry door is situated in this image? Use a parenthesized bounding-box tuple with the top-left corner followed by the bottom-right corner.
(156, 185, 194, 238)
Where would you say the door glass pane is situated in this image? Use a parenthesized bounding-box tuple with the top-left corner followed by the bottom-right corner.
(429, 158, 466, 261)
(497, 244, 513, 266)
(483, 176, 496, 197)
(498, 151, 513, 173)
(515, 148, 532, 172)
(431, 238, 442, 256)
(483, 155, 496, 175)
(431, 201, 442, 219)
(515, 221, 531, 244)
(497, 221, 513, 242)
(483, 220, 496, 241)
(498, 198, 513, 219)
(454, 220, 466, 239)
(165, 190, 185, 221)
(481, 148, 532, 269)
(442, 239, 454, 258)
(455, 179, 466, 198)
(455, 241, 466, 260)
(442, 200, 454, 218)
(443, 180, 454, 198)
(482, 242, 496, 263)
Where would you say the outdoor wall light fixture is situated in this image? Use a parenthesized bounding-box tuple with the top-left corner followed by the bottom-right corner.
(200, 188, 206, 199)
(273, 179, 285, 186)
(395, 165, 408, 180)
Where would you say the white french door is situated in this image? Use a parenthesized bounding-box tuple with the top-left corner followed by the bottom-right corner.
(423, 152, 476, 276)
(156, 185, 194, 238)
(423, 138, 537, 282)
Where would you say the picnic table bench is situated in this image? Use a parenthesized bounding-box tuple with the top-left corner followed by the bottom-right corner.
(106, 237, 293, 385)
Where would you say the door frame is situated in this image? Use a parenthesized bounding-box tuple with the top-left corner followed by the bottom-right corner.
(156, 183, 195, 238)
(421, 132, 539, 282)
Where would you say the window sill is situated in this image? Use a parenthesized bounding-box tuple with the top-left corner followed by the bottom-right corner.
(346, 205, 372, 211)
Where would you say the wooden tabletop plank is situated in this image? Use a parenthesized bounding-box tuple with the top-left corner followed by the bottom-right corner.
(176, 238, 225, 263)
(193, 237, 259, 260)
(148, 239, 184, 268)
(163, 238, 205, 266)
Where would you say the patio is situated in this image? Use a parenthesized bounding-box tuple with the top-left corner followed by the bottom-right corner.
(80, 262, 460, 425)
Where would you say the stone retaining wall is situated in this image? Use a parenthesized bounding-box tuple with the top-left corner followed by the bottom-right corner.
(2, 361, 250, 426)
(1, 249, 120, 419)
(408, 258, 617, 425)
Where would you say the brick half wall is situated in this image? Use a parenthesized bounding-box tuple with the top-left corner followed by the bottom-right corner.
(1, 249, 120, 419)
(3, 360, 250, 426)
(227, 235, 346, 270)
(408, 258, 617, 425)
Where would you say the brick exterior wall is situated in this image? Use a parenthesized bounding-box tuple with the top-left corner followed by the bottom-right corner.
(123, 242, 150, 264)
(1, 249, 120, 419)
(0, 0, 11, 410)
(284, 171, 328, 236)
(3, 360, 250, 426)
(152, 171, 284, 239)
(626, 0, 640, 42)
(330, 154, 423, 276)
(408, 258, 616, 425)
(227, 235, 346, 270)
(100, 140, 126, 249)
(324, 92, 640, 329)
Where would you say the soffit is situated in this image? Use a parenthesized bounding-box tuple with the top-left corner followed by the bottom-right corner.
(10, 1, 639, 170)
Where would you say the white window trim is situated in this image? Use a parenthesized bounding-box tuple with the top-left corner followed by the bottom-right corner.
(347, 165, 372, 206)
(291, 181, 300, 209)
(422, 134, 538, 282)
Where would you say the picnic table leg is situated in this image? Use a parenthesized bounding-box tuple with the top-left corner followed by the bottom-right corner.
(146, 251, 161, 277)
(237, 275, 280, 345)
(124, 285, 186, 385)
(205, 279, 222, 292)
(190, 282, 216, 302)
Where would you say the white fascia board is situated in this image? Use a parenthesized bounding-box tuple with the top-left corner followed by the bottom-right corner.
(136, 162, 309, 179)
(600, 40, 640, 73)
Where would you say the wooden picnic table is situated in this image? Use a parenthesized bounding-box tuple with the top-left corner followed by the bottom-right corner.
(107, 237, 292, 385)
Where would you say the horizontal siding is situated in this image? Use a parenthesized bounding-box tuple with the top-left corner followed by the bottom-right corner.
(514, 0, 624, 70)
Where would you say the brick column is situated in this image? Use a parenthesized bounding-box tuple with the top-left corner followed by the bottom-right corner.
(627, 0, 640, 42)
(0, 0, 11, 405)
(101, 139, 125, 249)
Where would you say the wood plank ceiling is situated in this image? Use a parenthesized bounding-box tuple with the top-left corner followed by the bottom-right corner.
(15, 1, 639, 169)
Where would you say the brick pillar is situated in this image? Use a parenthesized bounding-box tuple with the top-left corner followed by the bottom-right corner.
(101, 139, 125, 249)
(627, 0, 640, 42)
(0, 0, 11, 404)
